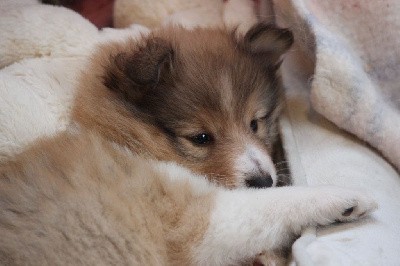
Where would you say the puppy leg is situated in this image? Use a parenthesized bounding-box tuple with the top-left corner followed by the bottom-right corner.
(192, 186, 377, 265)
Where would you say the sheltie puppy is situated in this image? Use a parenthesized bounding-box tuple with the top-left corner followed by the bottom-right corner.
(0, 23, 377, 265)
(73, 22, 293, 189)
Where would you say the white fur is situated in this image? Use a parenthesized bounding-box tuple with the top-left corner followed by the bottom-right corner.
(235, 144, 277, 185)
(154, 161, 216, 197)
(108, 140, 216, 197)
(193, 186, 377, 265)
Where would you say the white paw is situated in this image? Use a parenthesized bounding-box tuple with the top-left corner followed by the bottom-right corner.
(314, 187, 378, 225)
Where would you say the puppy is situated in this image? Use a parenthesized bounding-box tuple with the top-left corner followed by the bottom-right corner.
(0, 131, 377, 265)
(0, 23, 377, 265)
(72, 23, 293, 189)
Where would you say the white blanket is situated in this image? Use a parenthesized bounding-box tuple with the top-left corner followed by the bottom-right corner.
(273, 0, 400, 264)
(0, 1, 149, 160)
(274, 0, 400, 172)
(281, 47, 400, 265)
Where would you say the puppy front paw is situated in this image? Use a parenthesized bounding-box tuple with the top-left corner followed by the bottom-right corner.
(314, 187, 378, 225)
(335, 190, 377, 222)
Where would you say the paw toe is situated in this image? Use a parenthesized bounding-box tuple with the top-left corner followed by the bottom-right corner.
(339, 194, 378, 221)
(341, 206, 354, 217)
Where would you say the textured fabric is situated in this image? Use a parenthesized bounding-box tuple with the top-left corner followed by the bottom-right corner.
(274, 1, 400, 264)
(275, 0, 400, 172)
(281, 46, 400, 265)
(0, 2, 148, 160)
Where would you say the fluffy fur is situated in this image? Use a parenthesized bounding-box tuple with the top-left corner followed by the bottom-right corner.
(0, 130, 377, 265)
(73, 23, 293, 188)
(0, 23, 377, 265)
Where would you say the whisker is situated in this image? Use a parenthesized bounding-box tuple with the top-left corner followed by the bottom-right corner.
(275, 160, 288, 164)
(276, 167, 291, 172)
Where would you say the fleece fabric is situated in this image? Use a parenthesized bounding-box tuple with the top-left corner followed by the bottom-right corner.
(0, 1, 149, 160)
(273, 1, 400, 264)
(274, 0, 400, 172)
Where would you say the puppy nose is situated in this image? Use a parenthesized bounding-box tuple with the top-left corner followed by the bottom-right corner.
(245, 175, 273, 188)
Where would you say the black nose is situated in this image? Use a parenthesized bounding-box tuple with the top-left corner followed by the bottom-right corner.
(245, 175, 273, 188)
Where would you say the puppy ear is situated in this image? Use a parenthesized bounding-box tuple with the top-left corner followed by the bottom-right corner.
(104, 37, 173, 103)
(241, 22, 293, 67)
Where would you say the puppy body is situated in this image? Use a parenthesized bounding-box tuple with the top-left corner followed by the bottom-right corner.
(0, 130, 376, 265)
(0, 131, 212, 265)
(0, 24, 377, 265)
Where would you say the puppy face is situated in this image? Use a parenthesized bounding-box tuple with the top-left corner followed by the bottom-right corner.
(75, 23, 293, 188)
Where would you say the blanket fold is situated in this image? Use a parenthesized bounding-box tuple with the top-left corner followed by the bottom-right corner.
(274, 0, 400, 171)
(274, 1, 400, 265)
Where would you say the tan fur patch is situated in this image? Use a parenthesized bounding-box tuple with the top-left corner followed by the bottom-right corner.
(0, 131, 215, 264)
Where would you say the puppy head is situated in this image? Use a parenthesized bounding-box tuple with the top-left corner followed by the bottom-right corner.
(98, 23, 293, 188)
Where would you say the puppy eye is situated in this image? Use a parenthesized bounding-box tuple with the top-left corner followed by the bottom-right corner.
(190, 133, 213, 145)
(250, 119, 258, 133)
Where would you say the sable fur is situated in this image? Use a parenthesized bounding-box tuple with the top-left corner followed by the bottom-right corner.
(0, 130, 377, 265)
(73, 23, 292, 187)
(0, 131, 214, 265)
